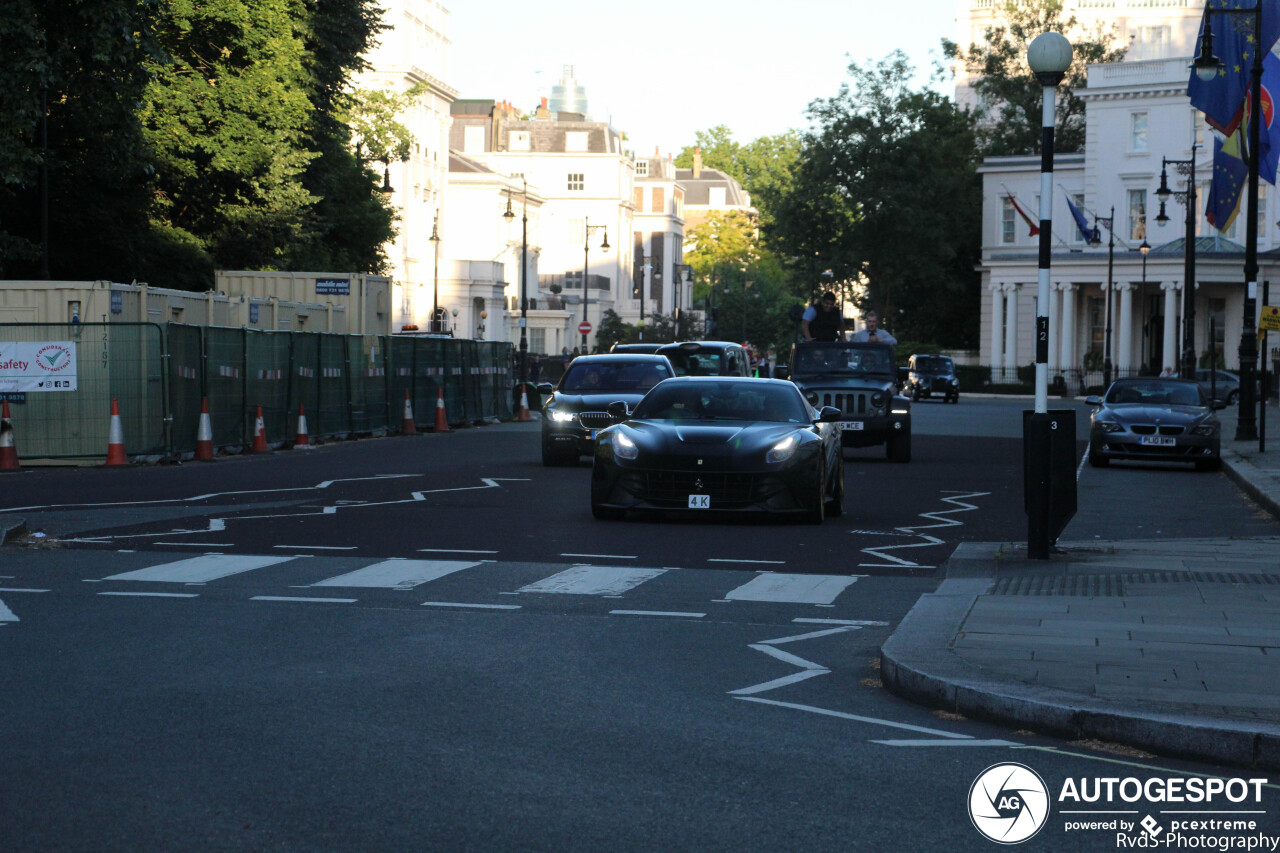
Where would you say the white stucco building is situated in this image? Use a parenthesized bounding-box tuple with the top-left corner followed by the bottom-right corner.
(979, 55, 1277, 386)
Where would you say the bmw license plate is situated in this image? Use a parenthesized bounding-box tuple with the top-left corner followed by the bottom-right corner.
(688, 495, 710, 509)
(1140, 435, 1175, 447)
(841, 421, 864, 431)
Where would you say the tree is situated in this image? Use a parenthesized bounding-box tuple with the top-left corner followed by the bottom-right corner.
(942, 0, 1126, 156)
(771, 52, 982, 348)
(674, 126, 801, 227)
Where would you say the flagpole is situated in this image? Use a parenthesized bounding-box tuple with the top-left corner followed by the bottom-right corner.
(1237, 0, 1262, 440)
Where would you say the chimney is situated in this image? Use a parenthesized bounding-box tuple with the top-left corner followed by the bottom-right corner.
(693, 146, 702, 179)
(536, 97, 551, 120)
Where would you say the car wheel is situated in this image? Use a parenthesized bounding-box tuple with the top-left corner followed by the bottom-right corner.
(1227, 390, 1239, 405)
(887, 430, 911, 463)
(949, 394, 960, 404)
(825, 459, 844, 518)
(911, 387, 921, 402)
(804, 466, 826, 524)
(1088, 446, 1109, 467)
(591, 501, 625, 520)
(1195, 457, 1223, 472)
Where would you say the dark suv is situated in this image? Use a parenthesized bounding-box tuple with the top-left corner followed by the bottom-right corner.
(789, 341, 911, 462)
(654, 341, 752, 377)
(904, 354, 960, 403)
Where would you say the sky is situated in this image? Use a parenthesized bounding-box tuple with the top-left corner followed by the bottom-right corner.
(447, 0, 963, 157)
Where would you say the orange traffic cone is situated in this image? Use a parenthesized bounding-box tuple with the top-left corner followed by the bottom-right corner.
(0, 400, 18, 471)
(194, 397, 215, 461)
(402, 389, 418, 435)
(294, 404, 312, 449)
(251, 406, 268, 453)
(105, 398, 128, 466)
(433, 387, 449, 433)
(517, 385, 532, 422)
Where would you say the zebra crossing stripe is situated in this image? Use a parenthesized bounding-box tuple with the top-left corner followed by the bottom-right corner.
(311, 560, 478, 589)
(724, 574, 860, 605)
(104, 555, 295, 583)
(0, 597, 17, 622)
(517, 565, 667, 596)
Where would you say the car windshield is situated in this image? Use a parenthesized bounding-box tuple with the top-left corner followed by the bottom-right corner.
(914, 357, 953, 373)
(633, 382, 809, 423)
(1105, 382, 1204, 407)
(661, 350, 724, 376)
(793, 346, 893, 377)
(561, 361, 671, 393)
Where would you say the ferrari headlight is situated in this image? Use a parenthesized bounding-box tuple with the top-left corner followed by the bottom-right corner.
(766, 435, 797, 463)
(1095, 420, 1123, 433)
(614, 431, 638, 460)
(1191, 424, 1218, 436)
(550, 410, 576, 423)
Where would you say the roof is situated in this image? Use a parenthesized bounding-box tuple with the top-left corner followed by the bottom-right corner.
(674, 168, 751, 207)
(449, 150, 496, 174)
(1149, 235, 1246, 256)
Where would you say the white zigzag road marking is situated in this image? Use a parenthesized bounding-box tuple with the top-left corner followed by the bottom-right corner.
(858, 490, 990, 568)
(729, 626, 863, 697)
(53, 479, 530, 543)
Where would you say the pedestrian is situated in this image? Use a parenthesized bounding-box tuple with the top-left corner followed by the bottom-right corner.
(801, 291, 846, 342)
(570, 346, 580, 360)
(529, 355, 542, 383)
(850, 310, 897, 345)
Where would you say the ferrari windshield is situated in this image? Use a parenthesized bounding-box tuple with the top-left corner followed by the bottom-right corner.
(793, 345, 894, 377)
(561, 360, 672, 393)
(1104, 381, 1204, 407)
(633, 381, 810, 424)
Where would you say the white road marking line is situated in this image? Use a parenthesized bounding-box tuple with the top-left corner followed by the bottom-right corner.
(707, 558, 787, 564)
(858, 563, 937, 569)
(793, 618, 890, 626)
(104, 555, 295, 583)
(0, 598, 18, 622)
(560, 553, 637, 560)
(273, 545, 356, 550)
(154, 543, 235, 547)
(98, 592, 199, 598)
(417, 549, 498, 554)
(872, 739, 1021, 748)
(748, 643, 826, 670)
(518, 565, 667, 596)
(312, 560, 478, 589)
(758, 627, 858, 645)
(609, 610, 705, 619)
(735, 696, 976, 738)
(858, 490, 990, 569)
(730, 670, 829, 695)
(724, 573, 861, 604)
(421, 601, 522, 611)
(251, 596, 357, 604)
(0, 588, 50, 593)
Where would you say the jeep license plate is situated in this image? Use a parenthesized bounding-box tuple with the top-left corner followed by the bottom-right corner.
(1139, 435, 1175, 447)
(841, 421, 864, 430)
(688, 495, 710, 509)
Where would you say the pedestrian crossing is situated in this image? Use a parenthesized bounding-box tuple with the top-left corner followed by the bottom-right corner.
(88, 554, 868, 606)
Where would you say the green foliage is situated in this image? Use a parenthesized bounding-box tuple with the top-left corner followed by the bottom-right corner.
(941, 0, 1126, 156)
(596, 309, 678, 350)
(674, 126, 801, 228)
(771, 52, 982, 348)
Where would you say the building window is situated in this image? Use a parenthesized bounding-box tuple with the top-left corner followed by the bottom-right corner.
(1088, 297, 1104, 359)
(633, 188, 644, 211)
(509, 131, 530, 151)
(1190, 108, 1207, 148)
(1130, 112, 1148, 153)
(635, 160, 649, 176)
(565, 132, 588, 152)
(1001, 198, 1016, 244)
(709, 187, 726, 207)
(1133, 25, 1171, 61)
(1128, 189, 1147, 242)
(567, 173, 584, 191)
(530, 327, 546, 353)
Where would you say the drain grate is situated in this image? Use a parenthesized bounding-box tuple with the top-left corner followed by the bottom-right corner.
(992, 572, 1280, 596)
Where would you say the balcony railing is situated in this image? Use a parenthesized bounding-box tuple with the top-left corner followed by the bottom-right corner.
(539, 273, 611, 292)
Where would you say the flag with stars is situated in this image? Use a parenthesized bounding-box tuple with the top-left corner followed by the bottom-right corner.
(1207, 126, 1249, 231)
(1187, 0, 1280, 136)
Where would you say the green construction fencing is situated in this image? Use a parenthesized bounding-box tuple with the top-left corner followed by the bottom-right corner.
(0, 322, 515, 460)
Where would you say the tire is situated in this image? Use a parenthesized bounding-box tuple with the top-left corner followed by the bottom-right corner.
(1227, 390, 1239, 405)
(1088, 447, 1109, 467)
(949, 395, 960, 404)
(591, 501, 625, 520)
(825, 458, 844, 518)
(911, 387, 921, 402)
(804, 466, 826, 524)
(886, 430, 911, 463)
(542, 441, 562, 466)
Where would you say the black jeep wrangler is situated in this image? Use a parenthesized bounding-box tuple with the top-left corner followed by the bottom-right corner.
(903, 353, 960, 404)
(789, 341, 911, 462)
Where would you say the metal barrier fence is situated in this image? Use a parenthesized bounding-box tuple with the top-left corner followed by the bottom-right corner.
(0, 323, 515, 460)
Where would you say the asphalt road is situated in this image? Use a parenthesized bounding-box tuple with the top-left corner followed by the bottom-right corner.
(3, 397, 1278, 851)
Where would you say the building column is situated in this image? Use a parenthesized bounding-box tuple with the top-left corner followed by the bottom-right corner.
(1058, 283, 1077, 373)
(1162, 282, 1179, 373)
(1047, 281, 1061, 372)
(1003, 283, 1019, 372)
(989, 282, 1005, 380)
(1117, 282, 1135, 376)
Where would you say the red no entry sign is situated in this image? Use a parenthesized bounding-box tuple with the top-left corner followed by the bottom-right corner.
(578, 322, 592, 334)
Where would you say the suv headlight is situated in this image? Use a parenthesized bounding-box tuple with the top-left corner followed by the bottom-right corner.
(871, 390, 888, 408)
(766, 435, 797, 463)
(614, 431, 638, 459)
(550, 410, 575, 423)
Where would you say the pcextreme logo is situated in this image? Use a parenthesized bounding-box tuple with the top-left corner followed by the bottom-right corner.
(969, 762, 1051, 844)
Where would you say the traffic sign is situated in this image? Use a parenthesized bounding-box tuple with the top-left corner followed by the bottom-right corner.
(578, 321, 592, 334)
(1261, 305, 1280, 333)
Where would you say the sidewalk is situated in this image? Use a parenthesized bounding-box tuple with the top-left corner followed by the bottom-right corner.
(880, 401, 1280, 770)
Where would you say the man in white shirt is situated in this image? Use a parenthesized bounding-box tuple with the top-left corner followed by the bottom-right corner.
(850, 310, 896, 345)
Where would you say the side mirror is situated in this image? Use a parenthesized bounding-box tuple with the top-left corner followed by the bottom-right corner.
(607, 401, 630, 419)
(1085, 395, 1102, 406)
(773, 365, 789, 380)
(536, 382, 554, 394)
(816, 406, 842, 423)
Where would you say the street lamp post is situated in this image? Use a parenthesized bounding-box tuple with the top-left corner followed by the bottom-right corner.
(1090, 207, 1117, 387)
(1139, 239, 1151, 369)
(504, 176, 529, 384)
(638, 255, 651, 342)
(1025, 31, 1075, 560)
(582, 217, 609, 353)
(1194, 4, 1262, 438)
(429, 211, 441, 334)
(1154, 147, 1199, 380)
